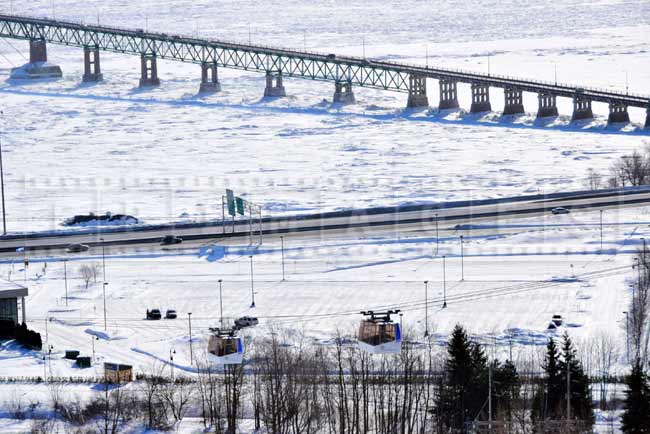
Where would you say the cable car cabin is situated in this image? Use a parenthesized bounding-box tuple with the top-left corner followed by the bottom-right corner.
(358, 310, 402, 354)
(207, 328, 243, 365)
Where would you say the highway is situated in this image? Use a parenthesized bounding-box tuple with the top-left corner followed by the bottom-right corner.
(1, 187, 650, 258)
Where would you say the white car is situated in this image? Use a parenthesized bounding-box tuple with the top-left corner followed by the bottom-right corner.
(551, 207, 570, 215)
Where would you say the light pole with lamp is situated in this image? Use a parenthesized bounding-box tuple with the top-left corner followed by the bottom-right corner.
(249, 256, 255, 308)
(91, 335, 98, 360)
(0, 110, 7, 235)
(63, 259, 68, 307)
(424, 280, 429, 337)
(169, 348, 176, 381)
(460, 235, 465, 281)
(100, 238, 107, 331)
(442, 255, 447, 308)
(219, 279, 224, 328)
(188, 312, 193, 366)
(280, 236, 285, 281)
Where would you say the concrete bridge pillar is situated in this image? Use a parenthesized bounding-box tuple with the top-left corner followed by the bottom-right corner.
(199, 63, 221, 93)
(438, 79, 459, 110)
(264, 71, 286, 97)
(29, 39, 48, 63)
(571, 95, 593, 121)
(607, 102, 629, 125)
(139, 53, 160, 87)
(470, 83, 491, 113)
(407, 75, 429, 108)
(333, 81, 355, 104)
(82, 46, 103, 82)
(503, 87, 524, 115)
(646, 106, 650, 129)
(537, 93, 559, 118)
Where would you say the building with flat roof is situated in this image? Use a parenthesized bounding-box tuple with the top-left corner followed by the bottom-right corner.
(0, 280, 28, 327)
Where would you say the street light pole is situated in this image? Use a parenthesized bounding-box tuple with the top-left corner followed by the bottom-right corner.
(169, 349, 176, 381)
(280, 236, 285, 281)
(0, 111, 7, 235)
(100, 238, 107, 331)
(460, 235, 464, 281)
(219, 279, 223, 329)
(599, 210, 603, 252)
(188, 312, 193, 366)
(63, 259, 68, 307)
(424, 280, 429, 337)
(442, 255, 447, 308)
(435, 213, 439, 256)
(249, 256, 255, 308)
(91, 335, 97, 360)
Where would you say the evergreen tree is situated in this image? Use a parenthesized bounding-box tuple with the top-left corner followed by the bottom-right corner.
(533, 338, 563, 421)
(621, 360, 650, 434)
(493, 359, 520, 420)
(559, 333, 594, 426)
(438, 325, 489, 432)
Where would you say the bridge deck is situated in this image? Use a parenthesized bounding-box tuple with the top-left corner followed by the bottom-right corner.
(0, 14, 648, 107)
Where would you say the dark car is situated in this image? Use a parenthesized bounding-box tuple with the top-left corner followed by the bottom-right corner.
(551, 207, 570, 215)
(146, 309, 162, 320)
(66, 243, 89, 253)
(160, 235, 183, 246)
(326, 53, 336, 59)
(234, 316, 259, 329)
(165, 309, 177, 319)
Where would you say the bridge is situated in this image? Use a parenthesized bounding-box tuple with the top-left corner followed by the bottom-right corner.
(0, 14, 648, 128)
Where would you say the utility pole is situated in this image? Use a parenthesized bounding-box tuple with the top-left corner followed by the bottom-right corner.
(63, 260, 68, 307)
(219, 279, 224, 328)
(424, 280, 429, 337)
(170, 349, 176, 381)
(188, 312, 193, 366)
(0, 110, 7, 235)
(280, 236, 285, 281)
(488, 362, 493, 430)
(460, 235, 465, 281)
(249, 256, 255, 308)
(442, 255, 447, 308)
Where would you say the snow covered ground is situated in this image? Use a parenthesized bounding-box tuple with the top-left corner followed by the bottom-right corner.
(0, 1, 648, 232)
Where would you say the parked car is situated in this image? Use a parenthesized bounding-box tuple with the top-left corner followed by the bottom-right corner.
(551, 207, 570, 215)
(551, 315, 563, 326)
(66, 243, 89, 253)
(165, 309, 177, 319)
(146, 309, 162, 320)
(234, 316, 259, 328)
(326, 53, 336, 59)
(160, 235, 183, 246)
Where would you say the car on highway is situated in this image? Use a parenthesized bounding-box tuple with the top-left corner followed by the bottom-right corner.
(165, 309, 177, 319)
(551, 207, 570, 215)
(235, 316, 259, 329)
(66, 243, 90, 253)
(146, 309, 162, 320)
(160, 235, 183, 246)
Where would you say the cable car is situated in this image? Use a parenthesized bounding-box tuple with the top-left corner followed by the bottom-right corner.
(207, 328, 243, 365)
(358, 310, 402, 354)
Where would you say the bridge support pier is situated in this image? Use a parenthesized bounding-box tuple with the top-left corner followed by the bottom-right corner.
(438, 79, 459, 110)
(470, 83, 491, 113)
(646, 107, 650, 129)
(82, 47, 103, 82)
(571, 95, 593, 121)
(139, 54, 160, 87)
(10, 39, 62, 79)
(264, 71, 286, 98)
(536, 93, 558, 118)
(503, 87, 524, 115)
(607, 102, 629, 125)
(333, 81, 355, 104)
(407, 75, 429, 108)
(199, 63, 221, 93)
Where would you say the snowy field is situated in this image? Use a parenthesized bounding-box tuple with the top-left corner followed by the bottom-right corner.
(0, 1, 648, 232)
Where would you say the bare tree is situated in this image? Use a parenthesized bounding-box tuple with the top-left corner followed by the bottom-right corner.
(79, 265, 95, 290)
(584, 168, 602, 191)
(610, 150, 650, 187)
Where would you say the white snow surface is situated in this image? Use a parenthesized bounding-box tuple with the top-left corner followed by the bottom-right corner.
(0, 1, 648, 231)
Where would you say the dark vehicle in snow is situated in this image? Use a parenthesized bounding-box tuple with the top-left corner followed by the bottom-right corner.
(160, 235, 183, 246)
(165, 309, 177, 319)
(146, 309, 162, 320)
(234, 316, 259, 329)
(66, 243, 89, 253)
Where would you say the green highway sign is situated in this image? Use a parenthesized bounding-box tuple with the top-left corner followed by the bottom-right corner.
(226, 189, 235, 216)
(236, 197, 245, 215)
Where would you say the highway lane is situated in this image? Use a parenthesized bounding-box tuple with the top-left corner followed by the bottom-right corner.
(1, 188, 650, 258)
